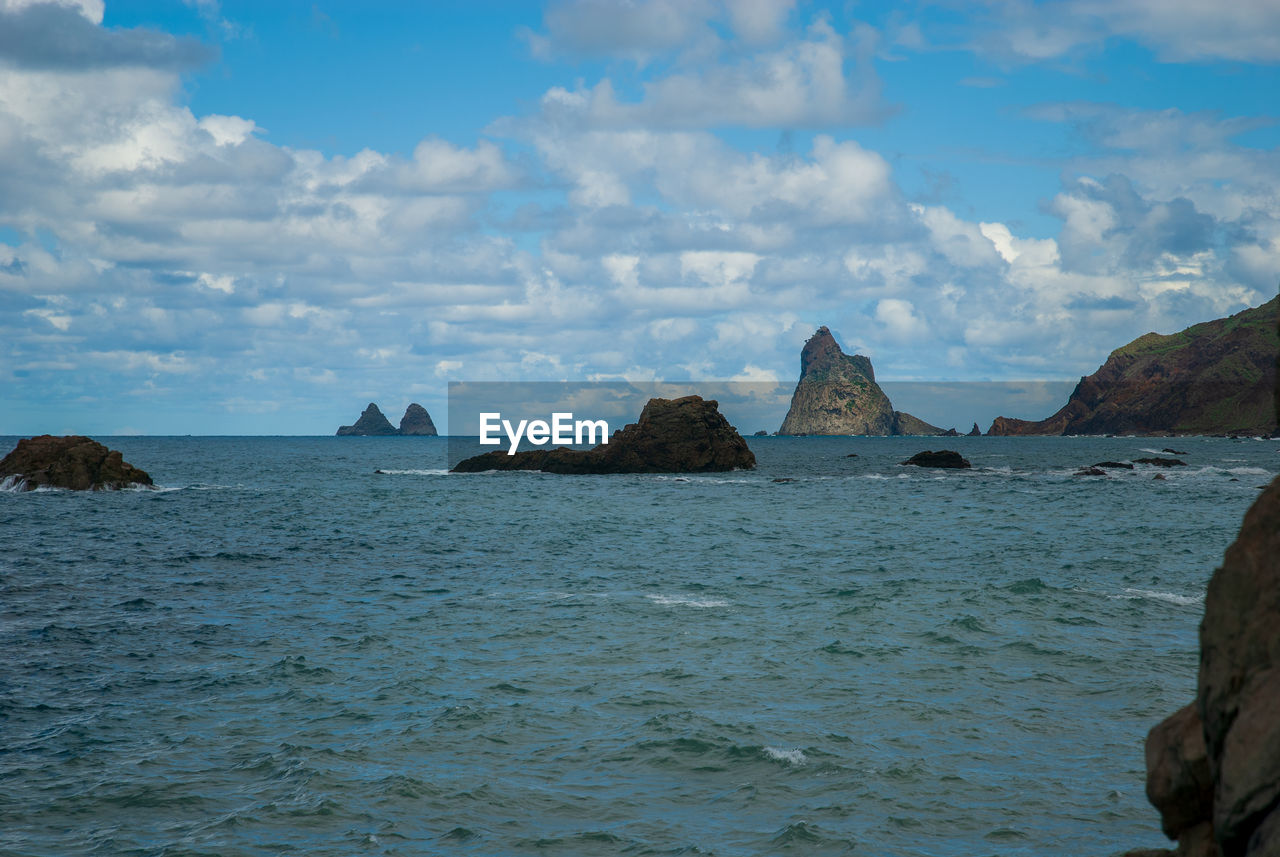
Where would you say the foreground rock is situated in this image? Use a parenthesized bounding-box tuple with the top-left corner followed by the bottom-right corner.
(900, 450, 971, 469)
(1129, 473, 1280, 856)
(398, 403, 438, 436)
(0, 435, 153, 490)
(337, 403, 398, 436)
(778, 326, 943, 436)
(451, 395, 755, 474)
(989, 296, 1278, 436)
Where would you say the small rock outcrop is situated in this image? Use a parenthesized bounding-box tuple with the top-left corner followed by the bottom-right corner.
(0, 435, 153, 490)
(989, 296, 1278, 436)
(1094, 461, 1135, 470)
(451, 395, 755, 474)
(337, 403, 398, 436)
(1130, 474, 1280, 856)
(1135, 457, 1187, 468)
(398, 403, 438, 436)
(967, 422, 982, 437)
(778, 326, 943, 436)
(900, 450, 971, 469)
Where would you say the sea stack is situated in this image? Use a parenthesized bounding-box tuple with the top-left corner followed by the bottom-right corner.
(989, 296, 1278, 436)
(778, 326, 942, 436)
(452, 395, 755, 474)
(0, 435, 153, 490)
(336, 403, 398, 436)
(398, 403, 438, 436)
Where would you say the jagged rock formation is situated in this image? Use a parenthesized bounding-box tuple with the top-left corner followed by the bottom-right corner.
(337, 402, 440, 436)
(1127, 473, 1280, 857)
(778, 326, 943, 436)
(0, 435, 153, 490)
(451, 395, 755, 474)
(967, 422, 982, 437)
(989, 297, 1278, 436)
(398, 403, 438, 436)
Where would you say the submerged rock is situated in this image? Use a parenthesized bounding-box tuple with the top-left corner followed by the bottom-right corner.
(1136, 457, 1187, 468)
(398, 403, 438, 436)
(900, 450, 971, 469)
(0, 435, 153, 491)
(337, 403, 398, 436)
(1094, 461, 1135, 470)
(1074, 467, 1107, 477)
(451, 395, 755, 474)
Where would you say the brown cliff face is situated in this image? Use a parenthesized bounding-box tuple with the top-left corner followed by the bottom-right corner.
(0, 435, 153, 490)
(989, 297, 1278, 436)
(451, 395, 755, 474)
(779, 326, 941, 436)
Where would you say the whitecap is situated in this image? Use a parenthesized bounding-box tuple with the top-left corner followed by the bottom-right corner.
(646, 594, 729, 608)
(763, 746, 807, 766)
(374, 468, 451, 476)
(1117, 588, 1204, 607)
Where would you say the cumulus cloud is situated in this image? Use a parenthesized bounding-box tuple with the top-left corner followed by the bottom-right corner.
(0, 0, 214, 70)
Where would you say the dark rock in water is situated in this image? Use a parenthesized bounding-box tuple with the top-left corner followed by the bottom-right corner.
(1163, 448, 1189, 455)
(900, 450, 971, 469)
(1131, 474, 1280, 856)
(778, 326, 943, 436)
(772, 477, 795, 483)
(967, 422, 982, 437)
(451, 395, 755, 474)
(1074, 467, 1107, 477)
(753, 430, 769, 436)
(399, 403, 438, 436)
(845, 453, 859, 458)
(941, 427, 960, 437)
(1094, 461, 1135, 470)
(1136, 457, 1187, 468)
(1153, 474, 1167, 481)
(337, 403, 398, 436)
(0, 435, 153, 491)
(987, 296, 1278, 436)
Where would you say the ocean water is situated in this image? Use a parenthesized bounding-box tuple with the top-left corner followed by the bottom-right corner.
(1, 435, 1275, 856)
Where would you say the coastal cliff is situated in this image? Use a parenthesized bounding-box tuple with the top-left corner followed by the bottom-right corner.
(778, 326, 943, 436)
(989, 297, 1278, 436)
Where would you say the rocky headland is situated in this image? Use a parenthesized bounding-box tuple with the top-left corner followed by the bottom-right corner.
(337, 403, 438, 436)
(451, 395, 755, 474)
(989, 297, 1278, 437)
(778, 326, 944, 436)
(0, 435, 153, 490)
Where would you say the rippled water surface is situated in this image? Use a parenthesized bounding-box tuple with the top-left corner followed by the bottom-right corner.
(2, 435, 1275, 856)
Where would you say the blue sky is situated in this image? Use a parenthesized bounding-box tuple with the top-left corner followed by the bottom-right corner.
(1, 0, 1277, 434)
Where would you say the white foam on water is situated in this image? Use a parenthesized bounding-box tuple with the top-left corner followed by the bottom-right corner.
(646, 594, 730, 608)
(763, 746, 807, 766)
(0, 475, 31, 492)
(1116, 588, 1204, 607)
(374, 468, 450, 476)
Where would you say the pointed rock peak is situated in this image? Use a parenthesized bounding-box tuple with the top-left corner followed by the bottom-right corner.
(362, 402, 384, 417)
(800, 325, 873, 380)
(337, 402, 398, 436)
(399, 403, 438, 436)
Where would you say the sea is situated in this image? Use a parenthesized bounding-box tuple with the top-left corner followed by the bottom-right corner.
(1, 434, 1275, 857)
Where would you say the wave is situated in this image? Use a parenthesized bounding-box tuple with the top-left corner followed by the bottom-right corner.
(762, 746, 807, 766)
(1115, 588, 1204, 607)
(646, 594, 729, 608)
(373, 468, 450, 476)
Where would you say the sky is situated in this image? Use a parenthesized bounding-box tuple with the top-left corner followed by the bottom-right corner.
(1, 0, 1277, 435)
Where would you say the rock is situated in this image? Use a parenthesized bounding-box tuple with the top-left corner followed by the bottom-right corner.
(967, 422, 982, 437)
(1145, 703, 1215, 840)
(0, 435, 153, 491)
(845, 453, 859, 458)
(337, 403, 398, 436)
(1136, 457, 1188, 467)
(987, 297, 1278, 436)
(398, 403, 438, 436)
(1197, 474, 1280, 855)
(941, 427, 960, 437)
(1154, 474, 1168, 481)
(772, 477, 795, 483)
(451, 395, 756, 474)
(1074, 467, 1107, 476)
(900, 450, 971, 469)
(1095, 461, 1136, 470)
(753, 430, 769, 436)
(778, 326, 943, 436)
(1164, 448, 1190, 455)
